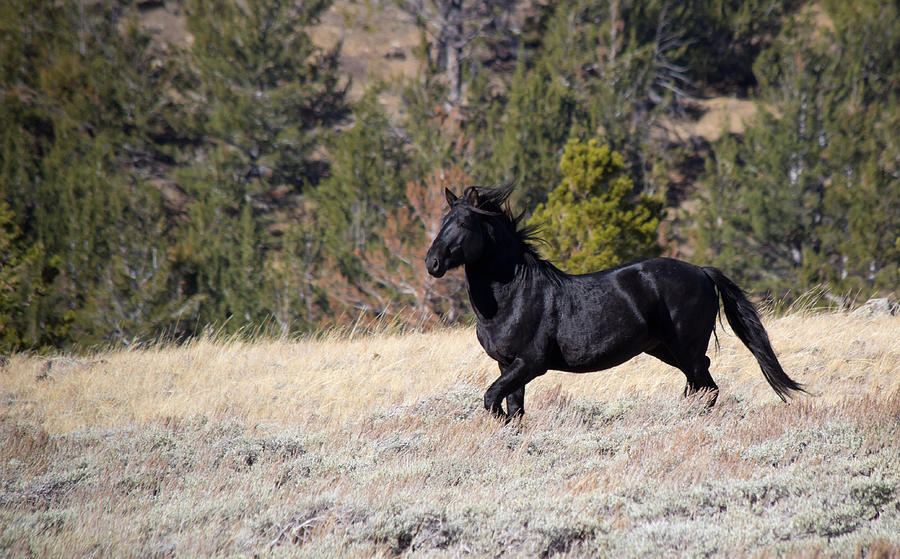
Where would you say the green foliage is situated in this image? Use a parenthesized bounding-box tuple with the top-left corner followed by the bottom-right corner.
(260, 87, 413, 331)
(398, 70, 467, 179)
(0, 201, 42, 349)
(175, 169, 270, 330)
(185, 0, 347, 192)
(74, 187, 179, 346)
(490, 52, 579, 209)
(696, 0, 900, 296)
(528, 139, 663, 274)
(487, 0, 803, 210)
(2, 0, 896, 348)
(175, 0, 349, 333)
(0, 0, 178, 349)
(638, 0, 801, 93)
(313, 88, 409, 273)
(486, 0, 785, 207)
(264, 218, 327, 334)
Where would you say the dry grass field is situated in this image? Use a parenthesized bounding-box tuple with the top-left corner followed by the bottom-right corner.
(1, 312, 899, 558)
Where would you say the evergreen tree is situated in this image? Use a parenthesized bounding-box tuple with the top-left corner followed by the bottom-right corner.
(806, 0, 900, 293)
(482, 0, 804, 213)
(696, 0, 900, 296)
(313, 89, 410, 275)
(1, 0, 180, 348)
(487, 0, 723, 208)
(177, 0, 349, 332)
(528, 138, 664, 274)
(0, 201, 42, 350)
(490, 51, 579, 209)
(399, 66, 473, 179)
(320, 167, 471, 327)
(186, 0, 348, 196)
(265, 210, 326, 335)
(620, 0, 799, 94)
(398, 0, 517, 112)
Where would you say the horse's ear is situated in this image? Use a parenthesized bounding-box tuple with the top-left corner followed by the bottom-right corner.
(464, 186, 480, 207)
(444, 187, 458, 206)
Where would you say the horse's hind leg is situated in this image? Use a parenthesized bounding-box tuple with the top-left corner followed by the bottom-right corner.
(646, 342, 718, 406)
(685, 355, 719, 406)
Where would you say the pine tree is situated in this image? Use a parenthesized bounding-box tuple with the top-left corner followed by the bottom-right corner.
(0, 201, 42, 350)
(487, 0, 726, 207)
(1, 0, 180, 348)
(490, 52, 579, 209)
(528, 138, 664, 274)
(809, 0, 900, 293)
(174, 156, 270, 332)
(176, 0, 349, 333)
(265, 208, 326, 335)
(186, 0, 348, 197)
(76, 186, 178, 345)
(321, 167, 471, 327)
(397, 0, 517, 112)
(696, 0, 900, 297)
(313, 89, 410, 277)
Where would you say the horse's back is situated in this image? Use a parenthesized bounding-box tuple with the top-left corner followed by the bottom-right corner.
(573, 257, 714, 308)
(553, 258, 719, 367)
(608, 257, 719, 319)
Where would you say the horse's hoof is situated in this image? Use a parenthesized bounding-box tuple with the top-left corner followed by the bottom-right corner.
(486, 408, 509, 423)
(684, 387, 719, 409)
(696, 387, 719, 407)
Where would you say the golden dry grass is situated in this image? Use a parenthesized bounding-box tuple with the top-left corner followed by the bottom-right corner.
(4, 312, 899, 433)
(2, 312, 899, 557)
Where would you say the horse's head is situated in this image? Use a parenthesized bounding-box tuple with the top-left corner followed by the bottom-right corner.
(425, 187, 494, 277)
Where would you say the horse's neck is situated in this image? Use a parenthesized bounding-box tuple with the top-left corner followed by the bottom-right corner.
(464, 233, 527, 321)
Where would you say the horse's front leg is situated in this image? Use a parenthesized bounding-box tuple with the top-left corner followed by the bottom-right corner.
(506, 387, 525, 420)
(484, 357, 543, 421)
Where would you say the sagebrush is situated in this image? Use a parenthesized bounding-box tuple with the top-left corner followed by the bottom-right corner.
(1, 313, 899, 557)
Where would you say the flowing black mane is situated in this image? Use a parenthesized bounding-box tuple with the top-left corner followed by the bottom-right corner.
(457, 184, 564, 280)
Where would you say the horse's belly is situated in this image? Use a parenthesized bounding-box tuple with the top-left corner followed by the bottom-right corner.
(554, 333, 650, 373)
(553, 352, 637, 373)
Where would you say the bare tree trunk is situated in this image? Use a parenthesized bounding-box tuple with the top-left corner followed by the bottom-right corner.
(446, 41, 463, 109)
(400, 0, 516, 113)
(609, 0, 618, 64)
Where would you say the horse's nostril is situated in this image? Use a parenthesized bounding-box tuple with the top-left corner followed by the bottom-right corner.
(426, 255, 445, 277)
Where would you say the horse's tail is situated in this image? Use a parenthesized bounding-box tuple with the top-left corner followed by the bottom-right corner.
(702, 267, 806, 402)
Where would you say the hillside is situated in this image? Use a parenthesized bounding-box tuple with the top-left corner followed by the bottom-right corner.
(139, 0, 422, 103)
(136, 0, 754, 137)
(4, 0, 898, 370)
(2, 312, 899, 557)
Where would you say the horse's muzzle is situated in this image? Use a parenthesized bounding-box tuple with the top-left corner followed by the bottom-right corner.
(425, 254, 446, 278)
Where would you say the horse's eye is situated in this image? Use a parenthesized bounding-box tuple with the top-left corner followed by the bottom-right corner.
(459, 219, 479, 232)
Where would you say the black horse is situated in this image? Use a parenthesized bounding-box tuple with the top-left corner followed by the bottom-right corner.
(425, 184, 805, 420)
